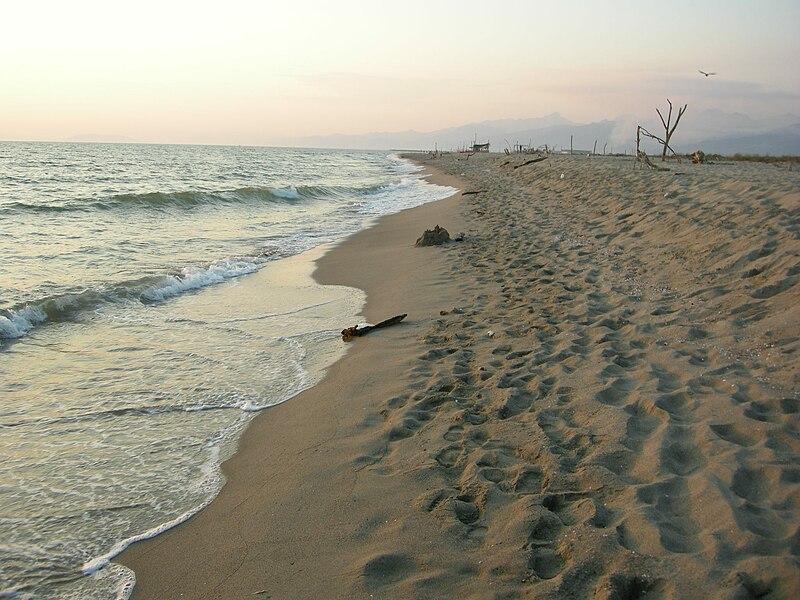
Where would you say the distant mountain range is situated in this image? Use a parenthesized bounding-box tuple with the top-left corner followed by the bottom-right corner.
(285, 110, 800, 156)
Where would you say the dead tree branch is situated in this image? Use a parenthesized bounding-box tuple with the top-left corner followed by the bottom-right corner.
(635, 126, 672, 171)
(656, 99, 687, 161)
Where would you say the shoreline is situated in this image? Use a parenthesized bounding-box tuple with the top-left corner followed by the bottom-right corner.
(119, 152, 799, 599)
(117, 159, 473, 598)
(82, 243, 367, 582)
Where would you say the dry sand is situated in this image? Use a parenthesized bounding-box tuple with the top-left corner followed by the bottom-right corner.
(119, 153, 799, 599)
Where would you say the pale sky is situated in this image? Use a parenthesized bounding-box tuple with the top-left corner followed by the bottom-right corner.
(2, 0, 798, 145)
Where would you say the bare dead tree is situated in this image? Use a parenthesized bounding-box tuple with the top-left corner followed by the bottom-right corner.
(656, 99, 687, 161)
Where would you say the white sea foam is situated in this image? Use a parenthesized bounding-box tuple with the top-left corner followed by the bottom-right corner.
(364, 176, 457, 217)
(82, 441, 227, 576)
(139, 257, 266, 302)
(82, 495, 216, 576)
(79, 419, 253, 600)
(271, 185, 302, 200)
(0, 305, 47, 339)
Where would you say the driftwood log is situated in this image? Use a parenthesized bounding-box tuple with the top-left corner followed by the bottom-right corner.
(513, 156, 547, 169)
(341, 314, 407, 340)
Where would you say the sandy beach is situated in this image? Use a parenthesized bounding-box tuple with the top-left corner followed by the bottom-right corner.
(119, 152, 799, 599)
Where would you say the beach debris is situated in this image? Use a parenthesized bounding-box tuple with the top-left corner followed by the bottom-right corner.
(415, 225, 451, 247)
(462, 190, 487, 196)
(454, 232, 465, 242)
(341, 314, 407, 340)
(487, 330, 495, 338)
(635, 145, 670, 171)
(692, 150, 707, 164)
(559, 173, 565, 180)
(513, 156, 547, 169)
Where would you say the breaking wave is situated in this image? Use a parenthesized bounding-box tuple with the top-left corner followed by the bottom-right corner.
(0, 256, 268, 340)
(1, 182, 403, 214)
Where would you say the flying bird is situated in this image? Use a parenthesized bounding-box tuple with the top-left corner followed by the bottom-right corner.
(699, 70, 717, 77)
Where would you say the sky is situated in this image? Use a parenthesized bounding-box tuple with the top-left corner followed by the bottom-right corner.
(1, 0, 798, 145)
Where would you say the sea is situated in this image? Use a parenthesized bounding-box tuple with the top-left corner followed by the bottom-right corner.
(0, 142, 455, 599)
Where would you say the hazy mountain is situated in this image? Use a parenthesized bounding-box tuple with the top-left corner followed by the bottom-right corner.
(676, 123, 800, 155)
(432, 113, 574, 137)
(288, 113, 576, 151)
(504, 120, 618, 153)
(675, 109, 800, 146)
(283, 110, 800, 155)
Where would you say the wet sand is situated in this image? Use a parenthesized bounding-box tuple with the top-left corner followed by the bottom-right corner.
(120, 153, 799, 599)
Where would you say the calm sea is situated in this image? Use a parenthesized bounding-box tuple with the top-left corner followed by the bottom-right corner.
(0, 142, 454, 598)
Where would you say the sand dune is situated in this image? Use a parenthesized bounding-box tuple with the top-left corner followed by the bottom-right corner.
(369, 152, 799, 598)
(121, 152, 798, 599)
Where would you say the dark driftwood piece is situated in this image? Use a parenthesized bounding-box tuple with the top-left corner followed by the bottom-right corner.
(513, 156, 547, 169)
(462, 190, 487, 195)
(341, 314, 407, 340)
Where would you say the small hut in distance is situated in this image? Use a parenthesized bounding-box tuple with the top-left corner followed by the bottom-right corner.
(471, 142, 490, 152)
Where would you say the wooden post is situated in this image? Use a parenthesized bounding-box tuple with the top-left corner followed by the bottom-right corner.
(570, 135, 573, 155)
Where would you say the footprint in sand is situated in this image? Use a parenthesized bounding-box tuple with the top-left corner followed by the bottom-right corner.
(637, 477, 702, 553)
(660, 425, 707, 477)
(743, 399, 783, 423)
(651, 363, 684, 393)
(452, 496, 482, 525)
(595, 376, 636, 406)
(362, 553, 416, 589)
(615, 521, 640, 552)
(511, 467, 545, 494)
(434, 446, 462, 468)
(498, 388, 535, 419)
(528, 548, 566, 580)
(442, 424, 463, 442)
(537, 408, 592, 472)
(709, 422, 758, 447)
(623, 399, 665, 450)
(596, 574, 672, 600)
